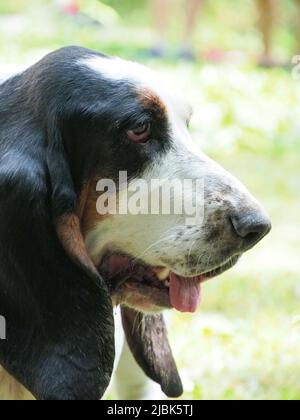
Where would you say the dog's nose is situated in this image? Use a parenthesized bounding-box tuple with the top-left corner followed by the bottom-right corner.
(231, 211, 271, 249)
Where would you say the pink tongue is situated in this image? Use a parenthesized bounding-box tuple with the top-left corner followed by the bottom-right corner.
(169, 273, 202, 313)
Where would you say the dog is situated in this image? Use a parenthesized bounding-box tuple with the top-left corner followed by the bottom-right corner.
(0, 46, 271, 400)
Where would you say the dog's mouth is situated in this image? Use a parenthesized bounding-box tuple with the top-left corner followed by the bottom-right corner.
(99, 254, 239, 313)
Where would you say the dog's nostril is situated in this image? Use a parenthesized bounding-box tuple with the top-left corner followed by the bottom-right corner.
(231, 212, 272, 248)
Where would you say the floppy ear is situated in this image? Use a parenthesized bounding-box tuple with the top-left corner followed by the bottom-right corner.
(0, 118, 115, 399)
(121, 307, 183, 398)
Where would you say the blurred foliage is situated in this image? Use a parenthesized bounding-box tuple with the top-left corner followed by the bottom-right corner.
(1, 0, 300, 62)
(0, 0, 300, 400)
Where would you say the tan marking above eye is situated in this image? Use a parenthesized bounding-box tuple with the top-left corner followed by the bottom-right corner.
(138, 88, 167, 120)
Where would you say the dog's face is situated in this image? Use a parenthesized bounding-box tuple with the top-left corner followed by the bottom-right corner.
(75, 55, 272, 314)
(0, 47, 272, 400)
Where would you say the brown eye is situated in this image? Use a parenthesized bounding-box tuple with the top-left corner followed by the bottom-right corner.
(127, 122, 151, 143)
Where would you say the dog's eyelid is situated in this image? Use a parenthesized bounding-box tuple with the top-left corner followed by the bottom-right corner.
(129, 119, 151, 131)
(115, 114, 152, 131)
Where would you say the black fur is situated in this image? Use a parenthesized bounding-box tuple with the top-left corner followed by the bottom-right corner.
(0, 46, 171, 400)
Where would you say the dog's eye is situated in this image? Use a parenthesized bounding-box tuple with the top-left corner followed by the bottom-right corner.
(127, 122, 151, 143)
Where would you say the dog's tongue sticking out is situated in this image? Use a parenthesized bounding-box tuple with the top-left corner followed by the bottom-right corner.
(105, 256, 203, 313)
(169, 273, 202, 313)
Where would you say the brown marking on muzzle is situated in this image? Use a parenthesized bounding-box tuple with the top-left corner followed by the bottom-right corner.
(56, 213, 99, 277)
(56, 179, 101, 277)
(80, 174, 115, 237)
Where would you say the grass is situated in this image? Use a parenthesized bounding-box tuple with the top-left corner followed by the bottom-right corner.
(1, 0, 300, 400)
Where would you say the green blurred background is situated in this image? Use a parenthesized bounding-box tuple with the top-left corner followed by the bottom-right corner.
(1, 0, 300, 400)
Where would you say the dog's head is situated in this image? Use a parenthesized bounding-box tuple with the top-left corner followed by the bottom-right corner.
(71, 51, 271, 314)
(0, 47, 271, 400)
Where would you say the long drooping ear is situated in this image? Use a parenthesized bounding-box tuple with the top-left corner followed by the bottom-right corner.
(121, 307, 183, 398)
(35, 116, 115, 398)
(0, 117, 115, 399)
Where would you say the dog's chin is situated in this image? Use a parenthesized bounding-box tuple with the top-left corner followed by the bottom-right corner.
(98, 254, 240, 314)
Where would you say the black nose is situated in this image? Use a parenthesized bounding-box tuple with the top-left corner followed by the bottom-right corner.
(231, 211, 271, 249)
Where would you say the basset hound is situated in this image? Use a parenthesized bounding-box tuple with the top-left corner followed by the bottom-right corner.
(0, 46, 271, 400)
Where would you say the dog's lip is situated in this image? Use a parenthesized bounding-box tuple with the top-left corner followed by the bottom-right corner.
(120, 256, 239, 313)
(152, 255, 240, 284)
(100, 254, 240, 312)
(153, 256, 240, 313)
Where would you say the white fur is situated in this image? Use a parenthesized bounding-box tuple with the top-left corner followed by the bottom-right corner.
(79, 55, 191, 124)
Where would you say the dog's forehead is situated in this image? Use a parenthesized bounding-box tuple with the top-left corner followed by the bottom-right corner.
(79, 55, 191, 120)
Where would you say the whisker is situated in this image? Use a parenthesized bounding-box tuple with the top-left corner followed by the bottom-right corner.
(133, 226, 187, 263)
